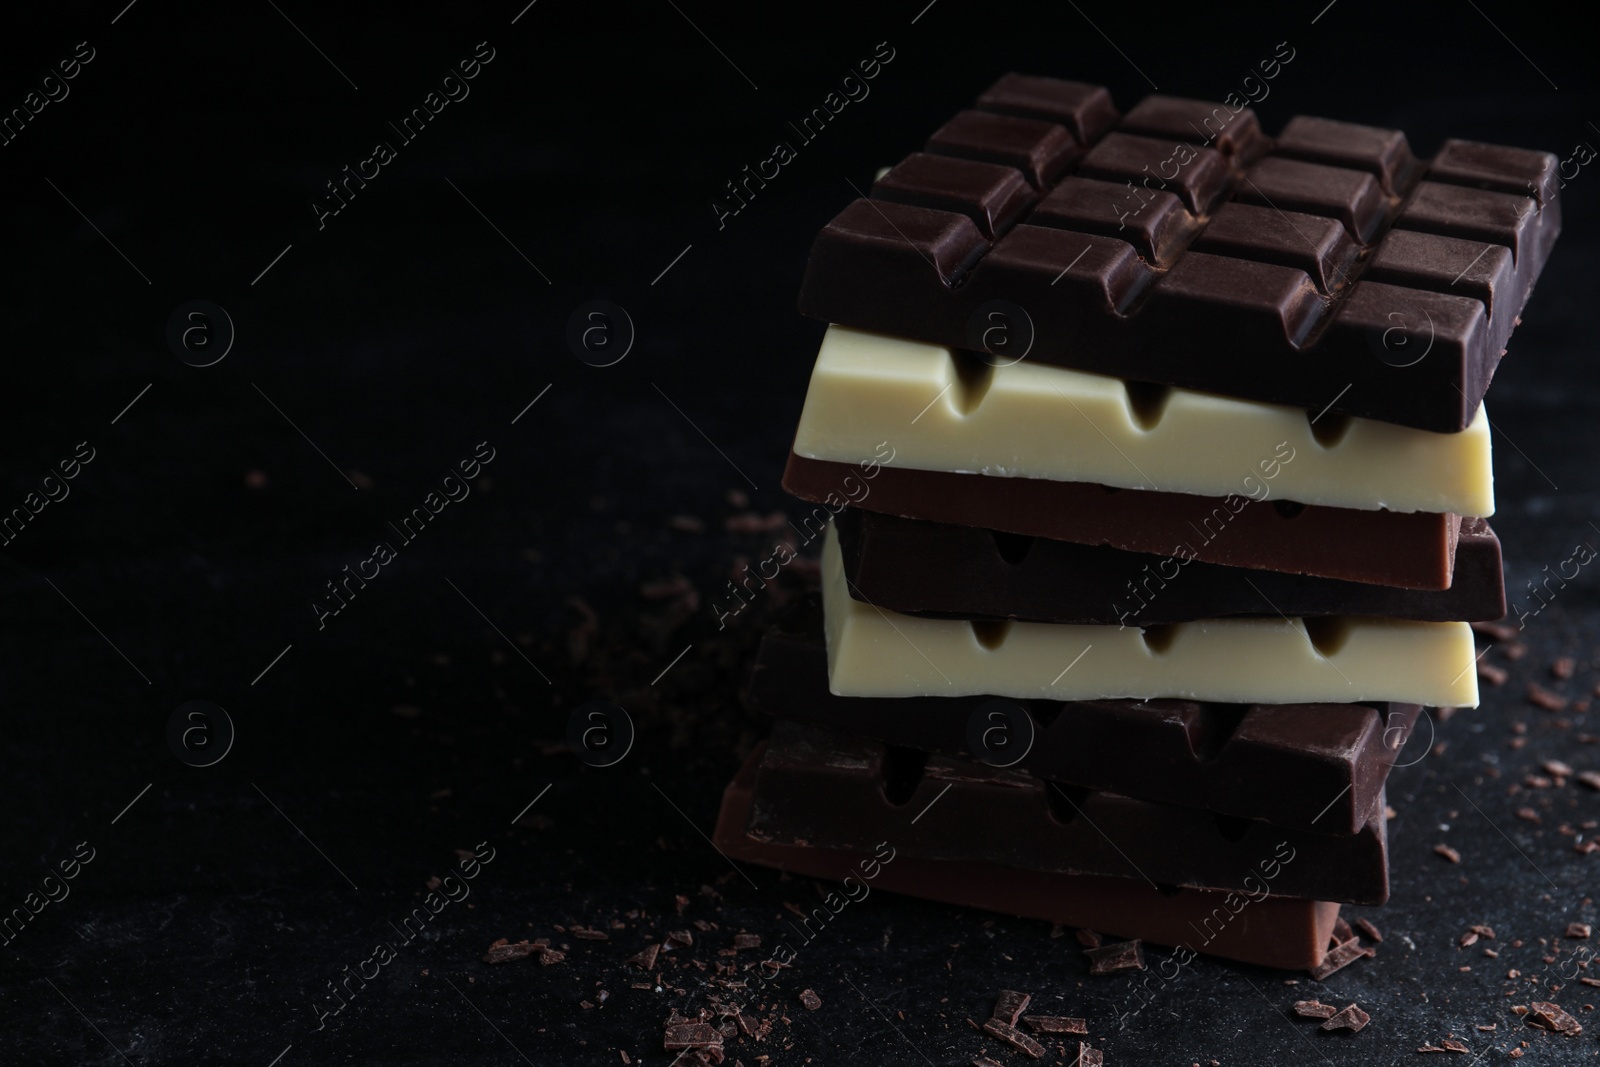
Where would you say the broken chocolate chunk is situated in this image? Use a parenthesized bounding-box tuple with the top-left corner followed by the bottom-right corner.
(1022, 1015, 1088, 1034)
(483, 938, 536, 964)
(1527, 1001, 1583, 1035)
(1566, 922, 1591, 939)
(626, 944, 662, 971)
(1075, 928, 1103, 949)
(732, 932, 762, 950)
(1077, 1042, 1103, 1066)
(664, 1023, 724, 1050)
(799, 989, 822, 1011)
(1293, 1000, 1338, 1019)
(1434, 843, 1462, 863)
(981, 1018, 1045, 1059)
(1320, 1003, 1370, 1032)
(1354, 918, 1383, 943)
(1086, 940, 1146, 975)
(993, 990, 1031, 1025)
(1309, 938, 1375, 981)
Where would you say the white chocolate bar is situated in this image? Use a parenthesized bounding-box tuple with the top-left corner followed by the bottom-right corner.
(792, 326, 1494, 516)
(821, 525, 1479, 707)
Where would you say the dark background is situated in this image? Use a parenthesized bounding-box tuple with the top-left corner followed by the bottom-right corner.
(2, 1, 1598, 1063)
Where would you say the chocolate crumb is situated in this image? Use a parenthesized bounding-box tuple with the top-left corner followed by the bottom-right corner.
(1578, 771, 1600, 792)
(483, 938, 536, 964)
(1529, 684, 1569, 711)
(570, 927, 609, 940)
(1441, 1038, 1469, 1052)
(1075, 928, 1102, 949)
(1293, 1000, 1337, 1019)
(1354, 918, 1383, 942)
(1022, 1015, 1087, 1034)
(1516, 807, 1542, 824)
(1527, 1001, 1583, 1035)
(992, 990, 1031, 1025)
(1476, 1023, 1497, 1031)
(1580, 977, 1600, 988)
(798, 989, 821, 1011)
(1435, 844, 1462, 863)
(1553, 657, 1576, 680)
(1333, 917, 1354, 943)
(1472, 620, 1518, 642)
(981, 1018, 1045, 1059)
(732, 933, 762, 950)
(665, 930, 695, 949)
(972, 1058, 1005, 1067)
(1567, 923, 1592, 939)
(1086, 940, 1145, 975)
(1320, 1004, 1370, 1032)
(1479, 662, 1509, 686)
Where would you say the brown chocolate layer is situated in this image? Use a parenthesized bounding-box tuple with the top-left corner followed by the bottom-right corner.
(745, 595, 1418, 835)
(717, 744, 1341, 970)
(784, 451, 1460, 589)
(749, 721, 1389, 905)
(799, 76, 1561, 432)
(835, 508, 1505, 623)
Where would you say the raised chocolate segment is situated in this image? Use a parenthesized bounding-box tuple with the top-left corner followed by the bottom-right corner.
(745, 594, 1418, 835)
(716, 746, 1342, 970)
(784, 451, 1461, 589)
(798, 75, 1561, 432)
(835, 509, 1505, 624)
(749, 722, 1390, 904)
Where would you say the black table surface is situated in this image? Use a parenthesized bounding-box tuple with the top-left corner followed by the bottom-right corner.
(3, 2, 1599, 1063)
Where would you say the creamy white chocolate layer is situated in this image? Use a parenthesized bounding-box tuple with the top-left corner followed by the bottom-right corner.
(821, 525, 1480, 707)
(792, 326, 1495, 516)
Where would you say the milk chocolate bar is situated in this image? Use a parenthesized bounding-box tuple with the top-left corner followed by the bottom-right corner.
(792, 326, 1495, 516)
(819, 524, 1480, 708)
(747, 722, 1390, 904)
(745, 594, 1419, 835)
(799, 77, 1561, 432)
(784, 451, 1461, 589)
(716, 744, 1342, 970)
(835, 509, 1506, 624)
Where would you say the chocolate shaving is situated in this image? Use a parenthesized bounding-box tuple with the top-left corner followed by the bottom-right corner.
(1309, 938, 1374, 981)
(1354, 918, 1383, 943)
(1479, 662, 1508, 686)
(1293, 1000, 1337, 1019)
(1566, 922, 1591, 939)
(1470, 924, 1496, 939)
(992, 990, 1031, 1025)
(483, 938, 535, 964)
(981, 1018, 1045, 1059)
(1086, 940, 1145, 975)
(1527, 1001, 1583, 1035)
(732, 932, 762, 950)
(1022, 1015, 1087, 1034)
(1459, 930, 1480, 948)
(1320, 1004, 1370, 1032)
(570, 926, 609, 940)
(1434, 844, 1462, 863)
(1579, 771, 1600, 791)
(1528, 684, 1569, 711)
(798, 989, 822, 1011)
(972, 1058, 1005, 1067)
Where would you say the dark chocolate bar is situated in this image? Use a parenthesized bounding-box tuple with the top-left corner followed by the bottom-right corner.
(835, 508, 1505, 624)
(785, 451, 1460, 589)
(799, 77, 1560, 433)
(715, 745, 1342, 970)
(749, 722, 1389, 904)
(745, 596, 1416, 835)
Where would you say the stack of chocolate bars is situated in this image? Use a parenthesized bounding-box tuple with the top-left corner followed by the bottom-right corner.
(716, 75, 1559, 970)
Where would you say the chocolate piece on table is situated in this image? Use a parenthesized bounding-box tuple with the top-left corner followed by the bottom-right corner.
(1085, 940, 1146, 974)
(714, 744, 1342, 970)
(748, 721, 1391, 905)
(799, 75, 1560, 433)
(819, 524, 1479, 708)
(1023, 1016, 1088, 1034)
(835, 508, 1506, 624)
(790, 326, 1496, 517)
(785, 452, 1461, 590)
(1308, 937, 1376, 980)
(744, 594, 1417, 835)
(993, 990, 1031, 1025)
(981, 1018, 1045, 1059)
